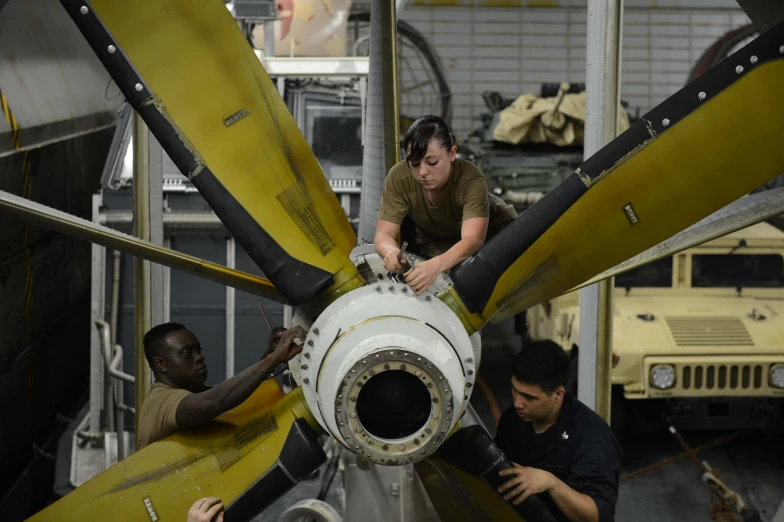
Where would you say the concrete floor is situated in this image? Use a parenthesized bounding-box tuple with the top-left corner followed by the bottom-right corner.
(472, 319, 784, 522)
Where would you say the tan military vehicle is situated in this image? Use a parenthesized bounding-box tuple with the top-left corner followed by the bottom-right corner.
(527, 222, 784, 434)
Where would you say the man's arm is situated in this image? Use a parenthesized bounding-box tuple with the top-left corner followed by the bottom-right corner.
(546, 475, 600, 522)
(175, 326, 306, 429)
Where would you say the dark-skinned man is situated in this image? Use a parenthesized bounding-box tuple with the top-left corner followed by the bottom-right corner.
(136, 322, 306, 450)
(495, 340, 623, 522)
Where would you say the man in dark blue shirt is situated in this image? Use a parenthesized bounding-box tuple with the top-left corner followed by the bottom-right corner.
(495, 340, 623, 522)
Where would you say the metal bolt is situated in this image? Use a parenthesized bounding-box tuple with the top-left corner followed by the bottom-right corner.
(425, 295, 432, 302)
(414, 439, 420, 445)
(313, 328, 319, 335)
(402, 287, 408, 293)
(304, 352, 310, 359)
(351, 396, 357, 402)
(339, 394, 343, 398)
(466, 358, 473, 364)
(388, 286, 395, 292)
(750, 55, 758, 64)
(307, 340, 313, 346)
(375, 286, 382, 292)
(400, 364, 407, 370)
(403, 352, 408, 357)
(383, 445, 389, 450)
(355, 445, 360, 450)
(350, 413, 357, 418)
(432, 397, 439, 403)
(337, 408, 341, 412)
(467, 369, 474, 375)
(108, 45, 116, 53)
(377, 273, 383, 280)
(398, 444, 405, 450)
(301, 364, 308, 370)
(356, 427, 362, 433)
(340, 422, 344, 426)
(698, 91, 706, 100)
(375, 354, 380, 358)
(303, 378, 309, 384)
(351, 369, 356, 373)
(736, 65, 744, 74)
(134, 83, 143, 91)
(415, 371, 421, 376)
(368, 439, 374, 444)
(466, 382, 473, 388)
(80, 6, 88, 14)
(662, 118, 670, 127)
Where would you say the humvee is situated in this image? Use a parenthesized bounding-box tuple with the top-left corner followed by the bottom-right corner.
(527, 222, 784, 434)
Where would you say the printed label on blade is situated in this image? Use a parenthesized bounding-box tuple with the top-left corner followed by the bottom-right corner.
(215, 413, 279, 472)
(143, 495, 160, 522)
(223, 108, 249, 127)
(277, 184, 336, 256)
(623, 202, 640, 225)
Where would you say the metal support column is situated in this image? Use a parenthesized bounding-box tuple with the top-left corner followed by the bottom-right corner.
(225, 237, 236, 379)
(89, 193, 106, 435)
(148, 129, 165, 328)
(132, 113, 152, 442)
(578, 0, 623, 422)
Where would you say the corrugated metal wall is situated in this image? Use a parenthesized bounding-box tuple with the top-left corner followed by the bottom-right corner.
(399, 4, 751, 139)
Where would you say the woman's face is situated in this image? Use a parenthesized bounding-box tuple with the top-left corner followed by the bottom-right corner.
(408, 138, 456, 191)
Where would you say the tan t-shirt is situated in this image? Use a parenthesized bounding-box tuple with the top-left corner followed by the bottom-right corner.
(136, 382, 192, 450)
(377, 158, 517, 257)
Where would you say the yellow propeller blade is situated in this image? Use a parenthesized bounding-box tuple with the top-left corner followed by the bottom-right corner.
(27, 383, 323, 522)
(448, 22, 784, 328)
(60, 0, 363, 306)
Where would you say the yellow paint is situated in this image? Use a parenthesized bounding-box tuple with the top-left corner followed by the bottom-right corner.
(89, 0, 364, 305)
(28, 382, 321, 522)
(470, 59, 784, 324)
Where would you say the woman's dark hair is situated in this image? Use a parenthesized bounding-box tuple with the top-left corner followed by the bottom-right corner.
(512, 340, 572, 395)
(401, 115, 456, 163)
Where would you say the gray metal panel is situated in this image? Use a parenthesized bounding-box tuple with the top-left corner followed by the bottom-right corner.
(0, 0, 122, 151)
(357, 0, 389, 244)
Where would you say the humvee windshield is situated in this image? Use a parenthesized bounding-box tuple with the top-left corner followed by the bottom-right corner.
(691, 254, 784, 288)
(615, 256, 673, 288)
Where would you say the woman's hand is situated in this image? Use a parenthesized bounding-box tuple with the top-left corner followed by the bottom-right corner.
(404, 257, 443, 296)
(383, 248, 408, 273)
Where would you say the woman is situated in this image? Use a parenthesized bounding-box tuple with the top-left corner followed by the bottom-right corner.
(375, 115, 517, 296)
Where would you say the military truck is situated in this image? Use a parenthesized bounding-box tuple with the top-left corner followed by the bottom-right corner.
(527, 222, 784, 435)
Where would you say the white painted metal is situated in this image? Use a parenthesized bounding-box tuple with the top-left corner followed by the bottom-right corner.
(225, 237, 236, 379)
(578, 0, 623, 417)
(257, 55, 370, 78)
(290, 249, 479, 465)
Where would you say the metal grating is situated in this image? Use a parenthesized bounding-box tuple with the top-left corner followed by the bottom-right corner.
(665, 316, 753, 346)
(681, 363, 764, 390)
(231, 0, 277, 20)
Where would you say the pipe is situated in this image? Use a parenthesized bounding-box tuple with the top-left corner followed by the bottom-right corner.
(226, 237, 236, 379)
(0, 190, 283, 302)
(110, 250, 121, 349)
(96, 320, 135, 384)
(133, 112, 153, 445)
(578, 0, 623, 422)
(113, 344, 125, 461)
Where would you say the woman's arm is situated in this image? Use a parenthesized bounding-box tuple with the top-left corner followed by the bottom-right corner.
(375, 219, 408, 273)
(404, 217, 488, 296)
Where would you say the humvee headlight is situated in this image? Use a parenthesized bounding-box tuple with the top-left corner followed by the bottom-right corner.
(650, 365, 676, 389)
(770, 365, 784, 389)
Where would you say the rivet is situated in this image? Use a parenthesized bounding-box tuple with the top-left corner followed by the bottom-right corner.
(107, 45, 116, 53)
(438, 376, 443, 380)
(368, 439, 374, 444)
(417, 357, 422, 361)
(402, 287, 408, 293)
(388, 286, 395, 292)
(356, 427, 362, 433)
(350, 413, 357, 418)
(337, 408, 341, 412)
(736, 65, 744, 74)
(425, 295, 432, 301)
(403, 352, 408, 357)
(389, 351, 394, 355)
(351, 369, 356, 373)
(304, 352, 310, 358)
(313, 328, 319, 335)
(80, 6, 88, 14)
(467, 369, 474, 375)
(415, 371, 421, 376)
(466, 358, 473, 364)
(303, 378, 309, 384)
(307, 340, 313, 346)
(340, 422, 344, 426)
(662, 118, 670, 127)
(355, 445, 360, 450)
(134, 83, 143, 91)
(339, 394, 343, 398)
(376, 286, 382, 292)
(398, 444, 405, 450)
(750, 55, 758, 64)
(301, 364, 308, 370)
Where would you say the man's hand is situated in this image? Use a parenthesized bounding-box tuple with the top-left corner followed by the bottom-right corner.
(187, 497, 223, 522)
(265, 326, 286, 355)
(404, 257, 443, 296)
(498, 463, 556, 506)
(270, 325, 307, 365)
(383, 248, 408, 273)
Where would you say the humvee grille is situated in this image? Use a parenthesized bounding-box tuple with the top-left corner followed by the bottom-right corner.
(681, 363, 764, 390)
(665, 316, 753, 346)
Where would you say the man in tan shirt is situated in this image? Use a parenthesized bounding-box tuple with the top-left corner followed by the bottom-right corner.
(137, 322, 306, 450)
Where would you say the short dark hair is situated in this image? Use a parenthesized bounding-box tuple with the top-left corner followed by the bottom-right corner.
(401, 115, 456, 163)
(143, 322, 186, 364)
(512, 340, 571, 395)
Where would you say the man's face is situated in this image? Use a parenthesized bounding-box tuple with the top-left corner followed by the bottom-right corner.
(155, 329, 208, 390)
(510, 377, 562, 423)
